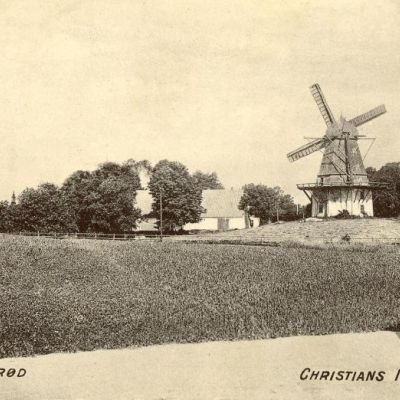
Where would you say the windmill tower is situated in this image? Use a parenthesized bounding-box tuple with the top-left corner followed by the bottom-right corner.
(287, 84, 387, 218)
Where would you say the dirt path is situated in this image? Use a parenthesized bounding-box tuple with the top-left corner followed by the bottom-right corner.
(1, 331, 400, 399)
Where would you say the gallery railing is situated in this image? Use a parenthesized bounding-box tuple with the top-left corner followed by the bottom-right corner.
(297, 182, 388, 190)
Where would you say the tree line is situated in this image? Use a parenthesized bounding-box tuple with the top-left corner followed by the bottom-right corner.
(0, 159, 300, 234)
(0, 159, 223, 234)
(5, 159, 396, 234)
(0, 159, 224, 233)
(366, 162, 400, 217)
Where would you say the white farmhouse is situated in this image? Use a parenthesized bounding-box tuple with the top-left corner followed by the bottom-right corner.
(135, 189, 260, 232)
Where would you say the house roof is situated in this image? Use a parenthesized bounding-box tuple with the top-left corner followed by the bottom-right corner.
(201, 189, 244, 218)
(135, 189, 244, 218)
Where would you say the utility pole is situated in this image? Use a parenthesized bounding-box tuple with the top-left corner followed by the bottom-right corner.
(159, 188, 163, 242)
(276, 200, 279, 222)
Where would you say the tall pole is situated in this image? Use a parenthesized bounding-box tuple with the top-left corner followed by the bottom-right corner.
(159, 188, 163, 242)
(276, 200, 279, 222)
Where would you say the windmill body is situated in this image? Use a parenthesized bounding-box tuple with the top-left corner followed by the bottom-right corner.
(288, 84, 387, 218)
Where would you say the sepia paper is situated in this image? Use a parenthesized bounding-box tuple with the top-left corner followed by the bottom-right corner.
(0, 0, 399, 399)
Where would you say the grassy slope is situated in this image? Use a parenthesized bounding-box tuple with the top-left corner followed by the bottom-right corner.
(197, 218, 400, 244)
(1, 236, 400, 358)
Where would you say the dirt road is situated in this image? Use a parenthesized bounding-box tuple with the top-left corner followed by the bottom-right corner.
(1, 331, 400, 399)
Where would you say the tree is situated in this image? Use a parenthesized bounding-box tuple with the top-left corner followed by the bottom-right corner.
(16, 183, 76, 232)
(192, 171, 224, 190)
(90, 161, 142, 232)
(278, 193, 298, 221)
(0, 201, 11, 232)
(6, 192, 20, 232)
(61, 170, 93, 232)
(148, 160, 204, 232)
(126, 159, 153, 189)
(367, 162, 400, 217)
(61, 161, 142, 233)
(0, 193, 20, 232)
(239, 184, 297, 224)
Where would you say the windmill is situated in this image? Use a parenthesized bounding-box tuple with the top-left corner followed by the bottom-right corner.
(287, 83, 387, 218)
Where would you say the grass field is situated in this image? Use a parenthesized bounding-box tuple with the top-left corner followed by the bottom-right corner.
(177, 218, 400, 246)
(1, 236, 400, 358)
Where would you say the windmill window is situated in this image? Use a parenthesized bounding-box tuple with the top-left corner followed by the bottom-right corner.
(318, 203, 324, 214)
(360, 191, 365, 201)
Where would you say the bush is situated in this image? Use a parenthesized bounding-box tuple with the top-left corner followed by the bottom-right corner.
(335, 209, 358, 219)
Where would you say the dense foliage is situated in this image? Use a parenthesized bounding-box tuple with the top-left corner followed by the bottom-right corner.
(192, 171, 224, 190)
(1, 237, 399, 358)
(0, 158, 398, 234)
(0, 159, 228, 233)
(367, 162, 400, 217)
(148, 160, 204, 232)
(0, 201, 13, 232)
(0, 161, 143, 234)
(17, 183, 76, 233)
(239, 184, 297, 224)
(61, 161, 142, 233)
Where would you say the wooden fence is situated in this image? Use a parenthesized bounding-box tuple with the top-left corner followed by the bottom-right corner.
(2, 231, 400, 246)
(11, 231, 160, 241)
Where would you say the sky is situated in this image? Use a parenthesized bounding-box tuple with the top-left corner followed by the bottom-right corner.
(0, 0, 399, 204)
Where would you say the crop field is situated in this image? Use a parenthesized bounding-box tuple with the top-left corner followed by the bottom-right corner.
(0, 235, 400, 358)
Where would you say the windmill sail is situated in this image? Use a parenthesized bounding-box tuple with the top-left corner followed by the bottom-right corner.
(287, 137, 327, 162)
(349, 104, 386, 127)
(309, 84, 336, 127)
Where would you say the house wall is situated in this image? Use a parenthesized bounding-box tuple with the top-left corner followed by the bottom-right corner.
(136, 216, 261, 232)
(228, 217, 246, 230)
(312, 189, 374, 217)
(184, 218, 219, 231)
(186, 216, 260, 231)
(136, 218, 158, 231)
(252, 217, 260, 228)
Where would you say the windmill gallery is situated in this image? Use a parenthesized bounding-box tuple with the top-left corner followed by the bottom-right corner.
(287, 83, 387, 218)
